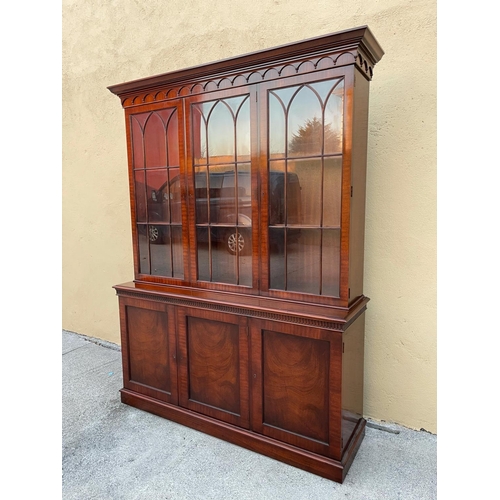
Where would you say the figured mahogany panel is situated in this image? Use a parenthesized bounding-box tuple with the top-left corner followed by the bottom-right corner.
(262, 330, 330, 443)
(127, 306, 170, 392)
(249, 318, 343, 458)
(121, 300, 180, 404)
(177, 308, 250, 428)
(187, 316, 240, 414)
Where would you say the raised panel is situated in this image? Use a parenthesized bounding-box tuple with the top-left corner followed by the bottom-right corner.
(177, 308, 250, 428)
(250, 319, 342, 458)
(262, 330, 329, 443)
(127, 306, 170, 392)
(121, 300, 178, 404)
(187, 317, 240, 414)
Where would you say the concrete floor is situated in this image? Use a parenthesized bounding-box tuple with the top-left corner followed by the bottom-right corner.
(62, 330, 437, 500)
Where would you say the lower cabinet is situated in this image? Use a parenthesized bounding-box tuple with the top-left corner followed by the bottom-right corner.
(117, 288, 366, 483)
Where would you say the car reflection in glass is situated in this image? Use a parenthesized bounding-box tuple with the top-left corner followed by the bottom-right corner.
(142, 170, 301, 254)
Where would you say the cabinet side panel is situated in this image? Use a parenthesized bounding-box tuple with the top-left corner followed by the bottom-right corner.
(341, 312, 365, 452)
(348, 70, 370, 303)
(127, 306, 171, 394)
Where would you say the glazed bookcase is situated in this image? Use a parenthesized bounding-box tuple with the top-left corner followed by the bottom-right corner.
(108, 25, 383, 483)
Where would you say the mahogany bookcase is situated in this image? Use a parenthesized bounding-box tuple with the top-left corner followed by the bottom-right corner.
(108, 25, 384, 483)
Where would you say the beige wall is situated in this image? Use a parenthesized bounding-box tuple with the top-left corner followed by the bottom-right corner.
(62, 0, 436, 432)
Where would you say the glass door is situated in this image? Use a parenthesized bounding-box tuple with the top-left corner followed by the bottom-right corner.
(185, 87, 258, 290)
(128, 101, 186, 280)
(260, 74, 345, 298)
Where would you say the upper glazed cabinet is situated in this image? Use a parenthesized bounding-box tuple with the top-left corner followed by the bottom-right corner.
(109, 26, 383, 308)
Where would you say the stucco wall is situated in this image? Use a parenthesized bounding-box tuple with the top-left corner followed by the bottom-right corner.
(62, 0, 436, 432)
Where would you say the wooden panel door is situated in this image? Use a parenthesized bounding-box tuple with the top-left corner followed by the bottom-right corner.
(119, 296, 178, 404)
(177, 307, 250, 428)
(250, 319, 343, 460)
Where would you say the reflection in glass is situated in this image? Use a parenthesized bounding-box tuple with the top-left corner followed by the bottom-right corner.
(169, 168, 182, 223)
(131, 116, 145, 170)
(270, 229, 338, 295)
(211, 227, 237, 284)
(321, 229, 340, 296)
(268, 79, 344, 159)
(131, 108, 184, 279)
(288, 117, 324, 157)
(195, 166, 209, 224)
(324, 80, 344, 155)
(236, 163, 252, 226)
(236, 98, 251, 161)
(192, 106, 207, 164)
(192, 95, 252, 287)
(195, 164, 253, 227)
(271, 86, 298, 109)
(286, 229, 321, 295)
(165, 110, 180, 166)
(225, 95, 248, 115)
(269, 228, 285, 290)
(134, 170, 146, 222)
(210, 166, 234, 225)
(138, 222, 184, 279)
(172, 226, 184, 278)
(267, 78, 344, 297)
(193, 96, 250, 165)
(236, 163, 251, 193)
(238, 228, 252, 286)
(309, 80, 338, 104)
(144, 112, 167, 168)
(137, 224, 150, 274)
(269, 162, 286, 225)
(288, 86, 323, 157)
(196, 227, 210, 282)
(269, 93, 286, 157)
(269, 163, 303, 226)
(146, 169, 169, 223)
(287, 159, 321, 226)
(323, 157, 342, 227)
(151, 226, 171, 277)
(208, 101, 235, 161)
